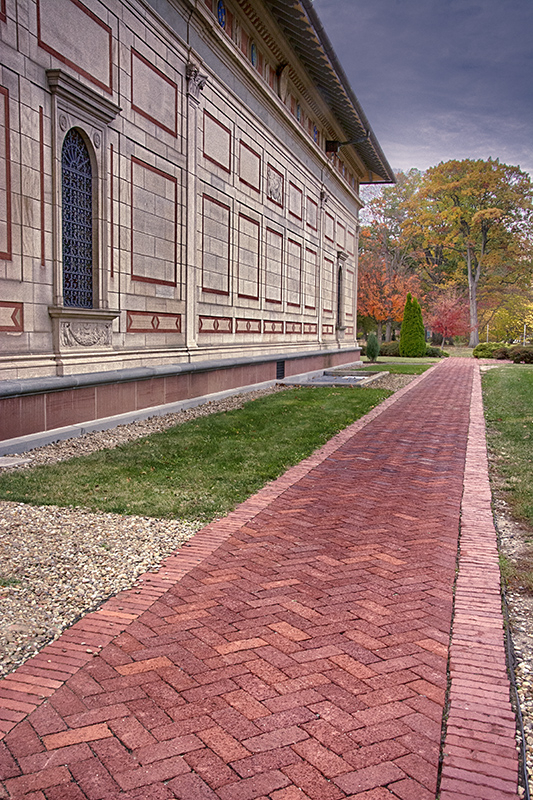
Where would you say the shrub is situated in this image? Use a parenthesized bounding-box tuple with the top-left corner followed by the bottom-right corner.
(493, 347, 510, 360)
(509, 346, 533, 364)
(379, 340, 400, 356)
(425, 346, 449, 358)
(472, 342, 507, 359)
(399, 293, 426, 357)
(366, 332, 380, 362)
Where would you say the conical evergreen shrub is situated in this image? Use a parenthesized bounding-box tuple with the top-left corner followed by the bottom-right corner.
(366, 331, 380, 362)
(399, 293, 426, 357)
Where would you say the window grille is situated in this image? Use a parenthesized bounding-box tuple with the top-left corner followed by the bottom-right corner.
(62, 129, 93, 308)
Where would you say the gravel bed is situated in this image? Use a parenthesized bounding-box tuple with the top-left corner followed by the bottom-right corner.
(494, 497, 533, 794)
(0, 377, 410, 680)
(0, 385, 290, 678)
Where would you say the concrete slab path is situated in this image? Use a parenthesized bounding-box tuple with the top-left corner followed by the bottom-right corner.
(0, 358, 520, 799)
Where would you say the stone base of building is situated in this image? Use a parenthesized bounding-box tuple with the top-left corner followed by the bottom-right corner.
(0, 347, 361, 444)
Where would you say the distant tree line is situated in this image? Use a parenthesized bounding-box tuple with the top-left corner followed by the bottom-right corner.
(357, 159, 533, 347)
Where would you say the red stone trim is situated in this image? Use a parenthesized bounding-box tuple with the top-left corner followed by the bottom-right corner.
(337, 220, 346, 249)
(303, 322, 317, 334)
(238, 140, 261, 192)
(203, 110, 231, 173)
(0, 301, 23, 331)
(202, 194, 231, 296)
(237, 212, 260, 300)
(198, 315, 233, 334)
(306, 196, 318, 230)
(345, 267, 354, 317)
(0, 0, 6, 23)
(304, 246, 316, 311)
(0, 85, 12, 261)
(130, 156, 177, 286)
(235, 317, 261, 334)
(288, 180, 303, 220)
(347, 229, 355, 256)
(263, 319, 283, 333)
(131, 49, 178, 137)
(39, 107, 45, 267)
(285, 321, 302, 334)
(322, 323, 334, 334)
(126, 310, 181, 333)
(324, 211, 335, 242)
(36, 0, 113, 94)
(286, 237, 302, 308)
(265, 226, 283, 305)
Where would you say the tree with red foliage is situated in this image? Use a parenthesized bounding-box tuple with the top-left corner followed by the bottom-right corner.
(427, 289, 470, 344)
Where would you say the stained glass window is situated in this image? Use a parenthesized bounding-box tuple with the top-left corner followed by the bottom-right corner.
(217, 0, 226, 28)
(62, 129, 93, 308)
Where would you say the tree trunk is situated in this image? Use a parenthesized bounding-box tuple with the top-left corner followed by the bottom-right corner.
(385, 319, 392, 342)
(376, 321, 382, 342)
(466, 245, 480, 347)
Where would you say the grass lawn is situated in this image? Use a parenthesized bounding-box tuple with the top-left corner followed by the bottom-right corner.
(483, 365, 533, 526)
(349, 357, 439, 375)
(0, 386, 391, 522)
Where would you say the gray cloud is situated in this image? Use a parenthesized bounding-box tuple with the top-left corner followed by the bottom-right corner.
(312, 0, 533, 176)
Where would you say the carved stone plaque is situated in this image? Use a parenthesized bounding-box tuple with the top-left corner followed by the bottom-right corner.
(60, 320, 112, 347)
(267, 165, 283, 205)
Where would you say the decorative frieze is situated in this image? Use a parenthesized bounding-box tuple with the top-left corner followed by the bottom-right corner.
(60, 320, 112, 347)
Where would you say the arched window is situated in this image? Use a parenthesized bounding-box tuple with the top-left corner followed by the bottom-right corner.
(62, 129, 93, 308)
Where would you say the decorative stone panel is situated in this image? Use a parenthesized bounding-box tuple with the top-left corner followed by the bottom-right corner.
(48, 306, 119, 351)
(0, 301, 23, 331)
(199, 315, 232, 334)
(235, 318, 261, 333)
(126, 311, 181, 333)
(38, 0, 113, 94)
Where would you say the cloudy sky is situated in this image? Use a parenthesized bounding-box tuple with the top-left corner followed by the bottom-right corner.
(312, 0, 533, 178)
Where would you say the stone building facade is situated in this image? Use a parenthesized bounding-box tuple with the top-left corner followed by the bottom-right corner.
(0, 0, 394, 442)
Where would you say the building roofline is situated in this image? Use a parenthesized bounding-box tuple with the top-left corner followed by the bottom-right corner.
(264, 0, 395, 184)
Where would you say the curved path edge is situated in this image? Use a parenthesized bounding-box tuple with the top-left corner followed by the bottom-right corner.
(0, 366, 436, 741)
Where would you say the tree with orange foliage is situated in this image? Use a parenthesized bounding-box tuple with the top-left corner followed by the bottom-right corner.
(358, 252, 421, 340)
(359, 170, 423, 340)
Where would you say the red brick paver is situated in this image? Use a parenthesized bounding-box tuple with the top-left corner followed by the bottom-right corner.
(0, 359, 520, 798)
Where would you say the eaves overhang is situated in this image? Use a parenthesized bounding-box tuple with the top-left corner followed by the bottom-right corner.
(262, 0, 395, 184)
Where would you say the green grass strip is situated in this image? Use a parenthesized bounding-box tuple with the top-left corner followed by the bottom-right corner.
(483, 365, 533, 526)
(358, 362, 434, 375)
(0, 386, 391, 522)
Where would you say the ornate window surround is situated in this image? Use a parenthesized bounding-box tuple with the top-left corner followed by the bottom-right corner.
(46, 69, 121, 354)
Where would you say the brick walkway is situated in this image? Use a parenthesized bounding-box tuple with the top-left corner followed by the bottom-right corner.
(0, 359, 520, 799)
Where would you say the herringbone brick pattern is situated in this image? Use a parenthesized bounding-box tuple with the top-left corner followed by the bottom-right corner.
(0, 360, 519, 798)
